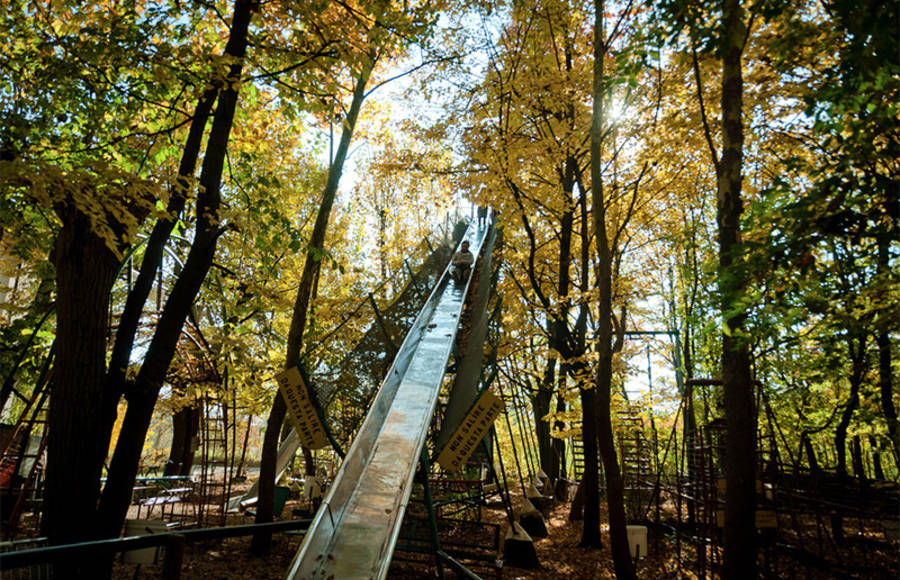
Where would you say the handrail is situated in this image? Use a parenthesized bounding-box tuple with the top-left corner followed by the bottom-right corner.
(0, 519, 311, 571)
(286, 220, 491, 579)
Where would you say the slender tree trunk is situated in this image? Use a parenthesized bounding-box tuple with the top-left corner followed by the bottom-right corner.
(683, 382, 698, 525)
(552, 387, 568, 499)
(532, 358, 557, 481)
(96, 0, 255, 545)
(851, 436, 866, 482)
(832, 338, 866, 546)
(237, 415, 253, 475)
(679, 305, 698, 526)
(802, 435, 819, 474)
(718, 1, 756, 576)
(870, 436, 885, 480)
(252, 55, 375, 554)
(590, 2, 634, 576)
(876, 237, 899, 465)
(537, 156, 575, 495)
(578, 384, 602, 547)
(835, 335, 865, 478)
(253, 395, 287, 554)
(100, 87, 218, 449)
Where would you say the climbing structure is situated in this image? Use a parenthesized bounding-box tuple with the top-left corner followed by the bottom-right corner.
(228, 226, 466, 510)
(0, 346, 53, 540)
(197, 390, 235, 526)
(617, 403, 653, 520)
(310, 231, 462, 448)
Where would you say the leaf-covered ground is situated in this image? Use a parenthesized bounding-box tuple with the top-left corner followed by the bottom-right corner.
(109, 483, 899, 578)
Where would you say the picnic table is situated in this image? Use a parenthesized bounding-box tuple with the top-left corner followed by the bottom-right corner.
(136, 486, 194, 520)
(116, 476, 195, 521)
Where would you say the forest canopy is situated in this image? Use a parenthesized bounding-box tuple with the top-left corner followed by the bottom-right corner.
(0, 0, 897, 578)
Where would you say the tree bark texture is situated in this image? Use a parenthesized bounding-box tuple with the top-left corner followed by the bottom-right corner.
(590, 1, 634, 576)
(835, 334, 866, 478)
(552, 390, 568, 499)
(42, 210, 120, 549)
(532, 358, 557, 481)
(876, 237, 899, 465)
(165, 404, 201, 476)
(718, 0, 757, 577)
(578, 385, 602, 547)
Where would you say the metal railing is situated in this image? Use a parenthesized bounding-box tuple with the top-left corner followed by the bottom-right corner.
(0, 519, 310, 579)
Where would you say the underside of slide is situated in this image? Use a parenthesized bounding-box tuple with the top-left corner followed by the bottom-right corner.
(286, 221, 491, 579)
(226, 227, 464, 512)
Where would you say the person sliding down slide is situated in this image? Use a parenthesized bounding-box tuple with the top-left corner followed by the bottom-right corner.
(451, 240, 474, 284)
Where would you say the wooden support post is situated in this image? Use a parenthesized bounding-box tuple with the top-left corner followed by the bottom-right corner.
(420, 449, 445, 580)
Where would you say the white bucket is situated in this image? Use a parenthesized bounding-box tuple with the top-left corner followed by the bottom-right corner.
(626, 525, 647, 559)
(122, 519, 166, 564)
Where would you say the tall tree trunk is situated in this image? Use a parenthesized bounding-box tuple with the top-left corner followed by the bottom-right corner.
(96, 0, 255, 545)
(870, 436, 885, 480)
(578, 383, 602, 547)
(674, 274, 698, 526)
(802, 435, 819, 474)
(876, 237, 899, 465)
(718, 1, 756, 576)
(252, 55, 375, 554)
(832, 336, 866, 546)
(590, 2, 634, 576)
(850, 436, 866, 482)
(533, 357, 557, 482)
(835, 335, 866, 478)
(165, 404, 201, 476)
(41, 210, 120, 549)
(552, 384, 568, 499)
(682, 379, 698, 526)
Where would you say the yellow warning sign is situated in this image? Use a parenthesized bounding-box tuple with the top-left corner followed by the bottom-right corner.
(275, 366, 328, 450)
(437, 389, 504, 472)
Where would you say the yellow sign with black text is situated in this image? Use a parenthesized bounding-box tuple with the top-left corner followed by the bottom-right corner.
(437, 388, 504, 471)
(275, 366, 328, 450)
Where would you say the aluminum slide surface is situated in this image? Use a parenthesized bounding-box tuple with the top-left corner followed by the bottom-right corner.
(285, 222, 489, 580)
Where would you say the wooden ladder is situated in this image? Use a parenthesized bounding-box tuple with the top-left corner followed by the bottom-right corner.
(197, 391, 234, 526)
(616, 404, 652, 518)
(571, 434, 584, 482)
(1, 366, 52, 540)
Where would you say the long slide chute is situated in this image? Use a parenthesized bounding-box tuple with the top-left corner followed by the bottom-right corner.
(285, 223, 489, 579)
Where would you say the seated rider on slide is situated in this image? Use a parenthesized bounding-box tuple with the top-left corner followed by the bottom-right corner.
(451, 240, 474, 284)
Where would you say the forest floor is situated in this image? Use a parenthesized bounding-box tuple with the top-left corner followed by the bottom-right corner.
(6, 478, 896, 579)
(109, 488, 659, 580)
(101, 480, 899, 579)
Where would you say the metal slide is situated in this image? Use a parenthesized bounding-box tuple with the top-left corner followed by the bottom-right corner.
(286, 222, 490, 579)
(225, 429, 299, 513)
(226, 229, 462, 513)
